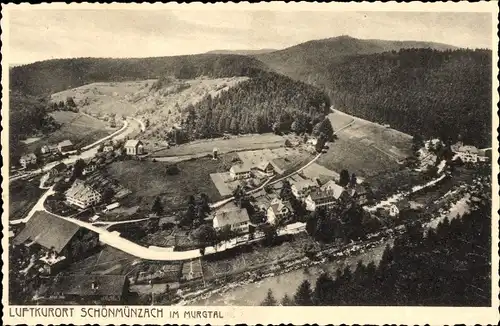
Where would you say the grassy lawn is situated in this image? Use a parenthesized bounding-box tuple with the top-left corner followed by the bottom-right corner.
(151, 133, 285, 158)
(19, 111, 114, 155)
(9, 178, 44, 220)
(106, 154, 238, 213)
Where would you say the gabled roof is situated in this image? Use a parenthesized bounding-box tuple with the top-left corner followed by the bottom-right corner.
(292, 179, 319, 192)
(269, 200, 292, 215)
(13, 211, 80, 253)
(20, 153, 37, 160)
(256, 160, 273, 171)
(320, 180, 345, 199)
(58, 140, 73, 147)
(51, 162, 67, 172)
(66, 179, 102, 199)
(124, 139, 141, 148)
(214, 207, 250, 227)
(230, 164, 251, 173)
(54, 274, 127, 297)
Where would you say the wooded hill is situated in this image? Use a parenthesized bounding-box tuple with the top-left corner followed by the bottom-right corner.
(181, 70, 330, 139)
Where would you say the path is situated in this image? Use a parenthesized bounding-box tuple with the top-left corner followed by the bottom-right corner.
(9, 118, 141, 183)
(10, 187, 55, 225)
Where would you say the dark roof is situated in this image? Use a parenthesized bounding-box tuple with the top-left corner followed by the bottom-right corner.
(214, 207, 250, 227)
(13, 211, 80, 253)
(52, 162, 67, 172)
(55, 274, 127, 297)
(58, 140, 73, 147)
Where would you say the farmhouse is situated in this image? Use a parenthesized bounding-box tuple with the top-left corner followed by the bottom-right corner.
(66, 179, 103, 209)
(349, 183, 371, 205)
(267, 198, 292, 225)
(49, 162, 67, 177)
(124, 139, 144, 156)
(213, 206, 250, 233)
(452, 143, 480, 163)
(58, 140, 74, 153)
(291, 179, 319, 200)
(103, 144, 115, 153)
(229, 165, 252, 180)
(389, 200, 412, 218)
(19, 153, 37, 168)
(41, 144, 59, 154)
(42, 275, 130, 304)
(305, 181, 348, 211)
(254, 160, 275, 176)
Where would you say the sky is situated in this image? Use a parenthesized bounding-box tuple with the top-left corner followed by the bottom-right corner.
(7, 8, 493, 65)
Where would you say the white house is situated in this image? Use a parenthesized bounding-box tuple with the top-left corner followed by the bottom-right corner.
(41, 144, 58, 154)
(291, 179, 319, 200)
(305, 181, 348, 211)
(389, 201, 411, 218)
(66, 180, 103, 209)
(254, 160, 275, 176)
(20, 153, 37, 168)
(213, 207, 250, 233)
(267, 199, 292, 225)
(103, 145, 115, 153)
(452, 143, 480, 163)
(124, 140, 144, 156)
(229, 165, 252, 180)
(307, 137, 318, 146)
(57, 140, 74, 153)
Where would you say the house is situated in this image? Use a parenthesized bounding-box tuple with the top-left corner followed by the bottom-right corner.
(49, 162, 67, 177)
(389, 200, 412, 218)
(349, 183, 370, 205)
(291, 179, 319, 200)
(19, 153, 37, 168)
(82, 163, 97, 176)
(305, 181, 348, 211)
(451, 142, 480, 163)
(103, 144, 115, 153)
(213, 206, 250, 233)
(267, 198, 292, 225)
(307, 137, 318, 146)
(58, 140, 74, 153)
(41, 144, 59, 154)
(254, 160, 275, 176)
(229, 165, 252, 180)
(124, 139, 144, 156)
(66, 180, 103, 209)
(13, 211, 80, 254)
(42, 275, 130, 304)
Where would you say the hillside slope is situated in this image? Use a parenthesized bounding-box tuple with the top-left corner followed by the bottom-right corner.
(10, 54, 266, 97)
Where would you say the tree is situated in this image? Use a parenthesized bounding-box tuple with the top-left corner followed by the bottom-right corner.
(294, 280, 313, 305)
(101, 188, 115, 203)
(313, 273, 334, 305)
(349, 173, 357, 188)
(315, 136, 326, 153)
(66, 96, 76, 108)
(261, 289, 278, 306)
(280, 293, 294, 306)
(192, 224, 217, 248)
(216, 225, 235, 243)
(279, 180, 293, 201)
(412, 135, 424, 153)
(72, 159, 86, 179)
(339, 169, 350, 187)
(151, 197, 164, 216)
(312, 118, 334, 141)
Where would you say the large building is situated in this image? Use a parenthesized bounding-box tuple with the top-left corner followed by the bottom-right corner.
(213, 206, 250, 233)
(124, 139, 144, 156)
(229, 165, 252, 180)
(291, 179, 319, 200)
(267, 198, 292, 225)
(66, 179, 103, 209)
(305, 181, 348, 211)
(254, 160, 276, 176)
(19, 153, 37, 168)
(58, 140, 74, 153)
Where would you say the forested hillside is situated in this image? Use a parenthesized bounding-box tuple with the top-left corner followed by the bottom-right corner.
(10, 54, 267, 97)
(180, 70, 331, 139)
(323, 49, 492, 147)
(269, 199, 491, 306)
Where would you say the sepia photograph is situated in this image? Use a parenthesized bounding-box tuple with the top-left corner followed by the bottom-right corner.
(2, 2, 498, 325)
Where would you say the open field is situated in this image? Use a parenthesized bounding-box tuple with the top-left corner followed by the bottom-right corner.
(19, 111, 115, 155)
(151, 133, 286, 158)
(51, 77, 249, 145)
(106, 154, 239, 212)
(9, 178, 44, 220)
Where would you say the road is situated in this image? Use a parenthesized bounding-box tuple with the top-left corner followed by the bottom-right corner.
(9, 118, 141, 183)
(10, 187, 55, 225)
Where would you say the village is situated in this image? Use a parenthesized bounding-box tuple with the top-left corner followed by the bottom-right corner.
(8, 104, 492, 305)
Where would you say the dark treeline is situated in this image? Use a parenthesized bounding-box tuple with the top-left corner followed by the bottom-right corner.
(276, 200, 491, 306)
(10, 54, 267, 97)
(179, 70, 331, 139)
(322, 48, 492, 147)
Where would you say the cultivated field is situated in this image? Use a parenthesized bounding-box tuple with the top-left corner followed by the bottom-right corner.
(20, 111, 114, 155)
(151, 133, 286, 158)
(315, 109, 413, 178)
(106, 154, 238, 213)
(66, 246, 141, 276)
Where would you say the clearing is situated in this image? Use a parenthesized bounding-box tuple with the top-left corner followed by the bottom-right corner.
(106, 154, 239, 214)
(19, 111, 115, 154)
(9, 178, 44, 220)
(317, 109, 413, 178)
(51, 77, 249, 147)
